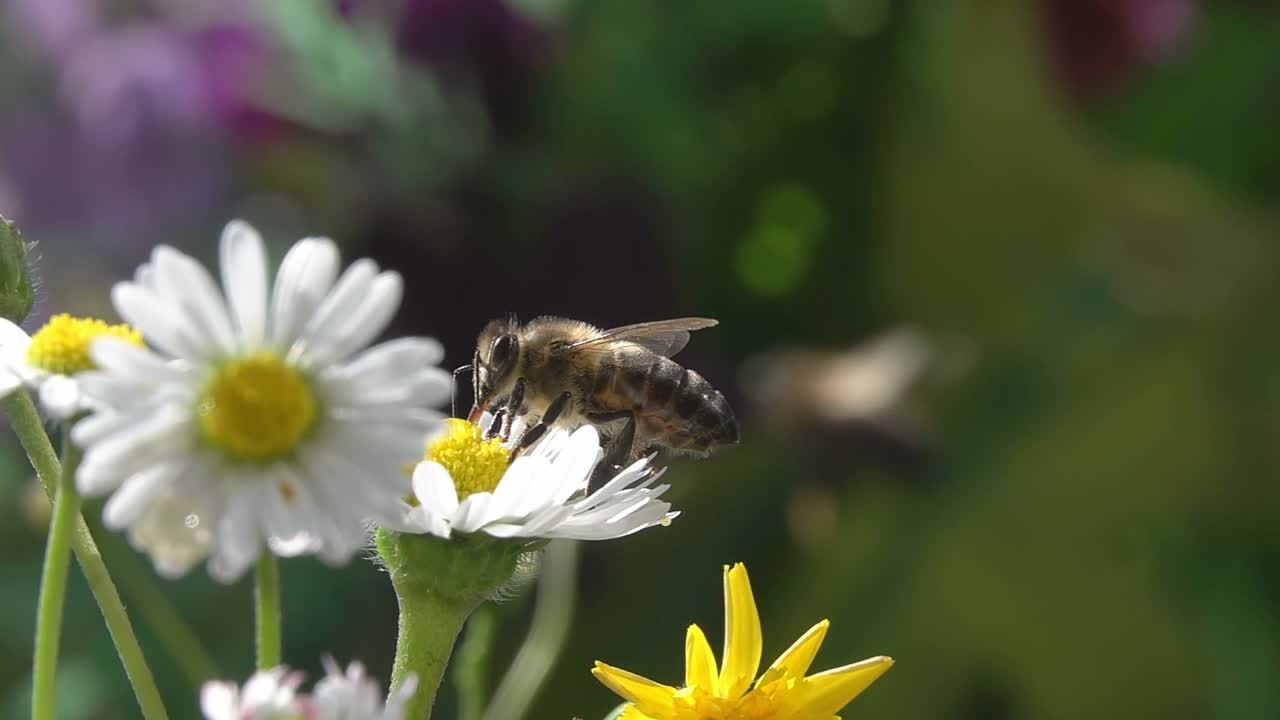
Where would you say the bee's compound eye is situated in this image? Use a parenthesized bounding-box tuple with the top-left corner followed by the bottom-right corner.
(491, 335, 517, 366)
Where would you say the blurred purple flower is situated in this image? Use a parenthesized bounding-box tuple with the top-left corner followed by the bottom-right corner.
(1045, 0, 1197, 101)
(1, 112, 233, 242)
(4, 0, 99, 60)
(3, 0, 278, 141)
(61, 26, 212, 144)
(0, 7, 279, 240)
(58, 21, 275, 143)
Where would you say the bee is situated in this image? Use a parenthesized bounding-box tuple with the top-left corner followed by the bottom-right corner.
(458, 316, 739, 467)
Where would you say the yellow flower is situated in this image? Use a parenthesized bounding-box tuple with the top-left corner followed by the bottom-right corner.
(592, 564, 892, 720)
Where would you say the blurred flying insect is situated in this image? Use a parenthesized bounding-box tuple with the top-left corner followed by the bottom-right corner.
(454, 316, 739, 471)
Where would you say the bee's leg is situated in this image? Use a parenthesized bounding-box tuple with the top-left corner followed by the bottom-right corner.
(501, 378, 527, 440)
(486, 408, 508, 439)
(515, 391, 572, 452)
(602, 414, 637, 467)
(451, 364, 474, 419)
(499, 409, 513, 441)
(589, 412, 637, 488)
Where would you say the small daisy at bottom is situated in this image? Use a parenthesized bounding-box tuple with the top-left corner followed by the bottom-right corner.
(200, 657, 415, 720)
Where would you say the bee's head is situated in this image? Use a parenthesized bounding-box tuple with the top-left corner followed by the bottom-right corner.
(470, 315, 522, 421)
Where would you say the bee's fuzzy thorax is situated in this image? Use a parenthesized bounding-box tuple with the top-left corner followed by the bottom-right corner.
(525, 315, 601, 343)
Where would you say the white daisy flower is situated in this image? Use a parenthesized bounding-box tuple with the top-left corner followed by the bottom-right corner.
(200, 659, 416, 720)
(395, 417, 678, 541)
(0, 313, 143, 420)
(311, 657, 417, 720)
(200, 666, 306, 720)
(74, 220, 450, 582)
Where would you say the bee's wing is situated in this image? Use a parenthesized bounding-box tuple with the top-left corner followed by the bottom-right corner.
(564, 318, 719, 358)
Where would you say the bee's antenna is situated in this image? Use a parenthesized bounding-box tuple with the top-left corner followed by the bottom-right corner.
(451, 364, 473, 419)
(473, 349, 481, 397)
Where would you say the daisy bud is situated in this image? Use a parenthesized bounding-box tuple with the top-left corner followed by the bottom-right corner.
(0, 216, 33, 324)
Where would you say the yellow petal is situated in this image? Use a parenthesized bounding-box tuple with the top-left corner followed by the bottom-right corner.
(619, 705, 660, 720)
(756, 619, 830, 688)
(790, 655, 894, 716)
(718, 563, 763, 699)
(592, 661, 680, 717)
(684, 624, 720, 692)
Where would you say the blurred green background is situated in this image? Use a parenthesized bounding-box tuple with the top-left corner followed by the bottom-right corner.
(3, 0, 1280, 717)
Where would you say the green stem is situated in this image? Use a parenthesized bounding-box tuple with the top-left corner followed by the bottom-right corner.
(31, 435, 81, 720)
(375, 530, 525, 720)
(71, 521, 170, 720)
(85, 514, 221, 688)
(391, 583, 480, 720)
(3, 392, 168, 720)
(483, 540, 580, 720)
(255, 551, 282, 669)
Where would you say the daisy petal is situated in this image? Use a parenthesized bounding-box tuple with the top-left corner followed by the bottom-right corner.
(451, 492, 496, 534)
(91, 337, 186, 384)
(486, 456, 556, 522)
(112, 283, 208, 361)
(0, 318, 32, 363)
(76, 405, 191, 495)
(37, 375, 82, 419)
(269, 237, 339, 349)
(295, 259, 376, 363)
(334, 336, 446, 381)
(126, 474, 219, 579)
(547, 426, 601, 505)
(304, 271, 403, 366)
(412, 462, 460, 517)
(101, 462, 181, 530)
(408, 506, 452, 539)
(152, 246, 236, 354)
(261, 469, 324, 559)
(219, 220, 269, 348)
(72, 406, 153, 447)
(133, 262, 155, 289)
(0, 367, 22, 398)
(209, 486, 264, 583)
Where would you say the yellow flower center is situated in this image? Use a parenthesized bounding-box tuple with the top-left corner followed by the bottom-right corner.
(426, 419, 510, 499)
(198, 352, 316, 461)
(24, 313, 142, 374)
